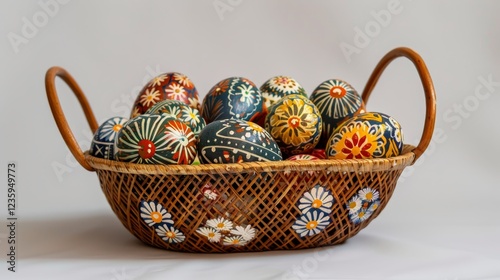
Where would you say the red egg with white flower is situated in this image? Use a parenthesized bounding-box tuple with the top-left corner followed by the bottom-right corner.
(130, 72, 200, 118)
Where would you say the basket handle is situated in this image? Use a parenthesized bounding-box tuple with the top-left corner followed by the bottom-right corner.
(361, 47, 436, 164)
(45, 66, 98, 172)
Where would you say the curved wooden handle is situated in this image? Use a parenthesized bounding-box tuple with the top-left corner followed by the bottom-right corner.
(361, 47, 436, 164)
(45, 66, 98, 171)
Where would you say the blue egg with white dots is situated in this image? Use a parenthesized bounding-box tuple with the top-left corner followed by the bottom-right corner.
(90, 116, 129, 160)
(197, 119, 282, 164)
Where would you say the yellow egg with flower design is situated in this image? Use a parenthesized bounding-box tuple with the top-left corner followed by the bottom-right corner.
(326, 112, 404, 159)
(264, 94, 322, 157)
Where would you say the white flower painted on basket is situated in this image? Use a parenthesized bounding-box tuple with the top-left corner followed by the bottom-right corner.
(139, 200, 185, 244)
(358, 187, 379, 202)
(196, 217, 256, 246)
(206, 217, 233, 232)
(298, 185, 334, 215)
(292, 211, 331, 237)
(347, 187, 381, 225)
(347, 195, 362, 214)
(196, 227, 221, 243)
(223, 235, 247, 246)
(155, 224, 185, 243)
(140, 201, 173, 226)
(230, 225, 256, 241)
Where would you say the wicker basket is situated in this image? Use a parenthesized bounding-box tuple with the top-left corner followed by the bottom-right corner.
(45, 47, 436, 253)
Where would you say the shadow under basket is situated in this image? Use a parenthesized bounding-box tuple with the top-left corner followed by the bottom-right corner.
(45, 47, 436, 253)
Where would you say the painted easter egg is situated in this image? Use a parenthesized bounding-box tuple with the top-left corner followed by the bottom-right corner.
(197, 119, 282, 164)
(310, 149, 327, 159)
(260, 76, 307, 111)
(265, 94, 322, 157)
(310, 79, 365, 148)
(146, 99, 206, 137)
(89, 116, 128, 160)
(115, 114, 197, 164)
(130, 72, 199, 118)
(326, 112, 404, 159)
(286, 154, 320, 161)
(201, 77, 263, 123)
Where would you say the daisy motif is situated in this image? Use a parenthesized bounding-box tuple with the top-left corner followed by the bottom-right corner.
(173, 73, 193, 88)
(369, 200, 380, 212)
(236, 84, 257, 103)
(181, 107, 201, 128)
(292, 211, 331, 237)
(223, 235, 247, 246)
(131, 107, 141, 118)
(139, 201, 173, 227)
(140, 88, 161, 107)
(188, 97, 199, 109)
(196, 227, 222, 243)
(155, 224, 185, 243)
(349, 208, 373, 225)
(230, 225, 256, 241)
(96, 117, 128, 141)
(346, 194, 362, 214)
(206, 217, 233, 232)
(165, 84, 186, 101)
(358, 187, 379, 202)
(298, 185, 335, 215)
(148, 74, 168, 87)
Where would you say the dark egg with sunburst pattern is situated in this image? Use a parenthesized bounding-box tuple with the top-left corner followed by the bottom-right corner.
(310, 79, 365, 148)
(115, 114, 197, 165)
(197, 119, 282, 164)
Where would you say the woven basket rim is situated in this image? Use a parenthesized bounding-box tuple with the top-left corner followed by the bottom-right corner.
(84, 145, 416, 175)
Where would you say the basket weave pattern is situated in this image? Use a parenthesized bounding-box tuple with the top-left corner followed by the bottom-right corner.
(46, 47, 436, 253)
(87, 145, 414, 252)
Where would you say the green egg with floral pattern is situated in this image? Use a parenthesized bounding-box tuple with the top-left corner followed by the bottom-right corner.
(326, 112, 404, 159)
(146, 99, 206, 137)
(115, 114, 197, 165)
(264, 94, 322, 157)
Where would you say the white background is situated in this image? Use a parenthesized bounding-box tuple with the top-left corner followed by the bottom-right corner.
(1, 0, 500, 279)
